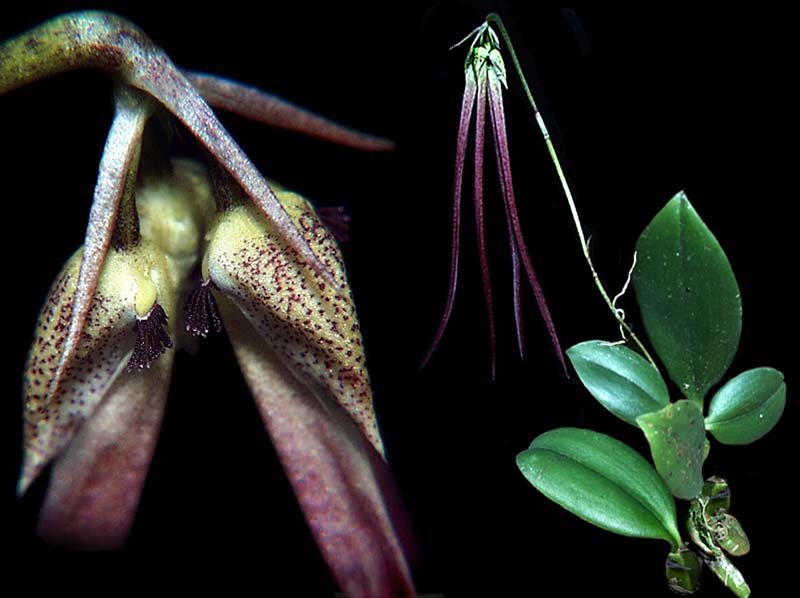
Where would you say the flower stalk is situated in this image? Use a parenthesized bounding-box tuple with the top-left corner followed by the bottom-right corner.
(483, 13, 658, 370)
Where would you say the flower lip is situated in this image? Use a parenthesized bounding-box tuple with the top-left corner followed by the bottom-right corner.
(128, 302, 173, 370)
(184, 278, 223, 338)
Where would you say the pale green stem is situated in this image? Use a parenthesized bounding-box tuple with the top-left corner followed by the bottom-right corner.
(484, 13, 658, 371)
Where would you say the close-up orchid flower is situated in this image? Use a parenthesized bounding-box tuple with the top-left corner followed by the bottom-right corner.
(2, 11, 413, 596)
(422, 21, 565, 378)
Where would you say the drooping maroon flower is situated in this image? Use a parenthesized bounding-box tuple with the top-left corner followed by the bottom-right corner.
(423, 23, 566, 378)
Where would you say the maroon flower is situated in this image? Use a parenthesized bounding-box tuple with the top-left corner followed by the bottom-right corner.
(423, 23, 566, 378)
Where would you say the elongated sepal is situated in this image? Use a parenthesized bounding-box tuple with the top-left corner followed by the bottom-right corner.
(205, 185, 384, 457)
(37, 354, 173, 549)
(666, 547, 703, 595)
(187, 72, 395, 152)
(219, 299, 415, 596)
(420, 61, 477, 372)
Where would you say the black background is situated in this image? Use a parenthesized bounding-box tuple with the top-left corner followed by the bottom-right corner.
(3, 2, 793, 596)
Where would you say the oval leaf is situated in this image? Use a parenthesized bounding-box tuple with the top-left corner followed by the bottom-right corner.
(706, 367, 786, 445)
(637, 400, 705, 499)
(568, 341, 670, 426)
(517, 427, 681, 549)
(634, 192, 742, 402)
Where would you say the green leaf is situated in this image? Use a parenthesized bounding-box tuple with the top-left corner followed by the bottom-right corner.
(634, 191, 742, 402)
(517, 427, 681, 549)
(706, 367, 786, 445)
(567, 341, 670, 426)
(637, 400, 705, 499)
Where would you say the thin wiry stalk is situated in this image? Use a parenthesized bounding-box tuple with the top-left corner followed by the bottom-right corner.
(421, 65, 478, 369)
(187, 72, 394, 151)
(485, 43, 524, 359)
(52, 88, 150, 407)
(485, 13, 658, 371)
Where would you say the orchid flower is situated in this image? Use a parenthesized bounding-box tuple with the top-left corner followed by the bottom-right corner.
(422, 22, 566, 378)
(2, 12, 414, 596)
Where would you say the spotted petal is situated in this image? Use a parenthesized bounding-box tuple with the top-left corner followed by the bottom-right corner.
(20, 242, 175, 495)
(204, 185, 414, 594)
(205, 186, 383, 455)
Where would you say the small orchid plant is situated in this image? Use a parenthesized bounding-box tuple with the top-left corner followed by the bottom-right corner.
(442, 14, 786, 597)
(518, 191, 786, 596)
(2, 12, 413, 597)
